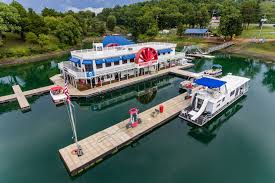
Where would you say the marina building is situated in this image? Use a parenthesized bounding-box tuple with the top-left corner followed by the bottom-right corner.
(58, 36, 186, 89)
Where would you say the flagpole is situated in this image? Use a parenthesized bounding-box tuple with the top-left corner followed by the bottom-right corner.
(64, 72, 83, 156)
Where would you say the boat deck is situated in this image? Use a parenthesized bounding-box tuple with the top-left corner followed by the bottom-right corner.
(59, 92, 191, 176)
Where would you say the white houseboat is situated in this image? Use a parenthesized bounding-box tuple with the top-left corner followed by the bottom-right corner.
(57, 36, 186, 89)
(179, 74, 250, 126)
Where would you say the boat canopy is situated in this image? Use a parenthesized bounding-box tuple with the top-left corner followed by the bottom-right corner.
(122, 54, 136, 60)
(51, 86, 63, 91)
(158, 48, 172, 54)
(95, 59, 105, 65)
(69, 57, 80, 64)
(82, 60, 93, 65)
(103, 35, 134, 47)
(105, 57, 121, 63)
(194, 77, 226, 88)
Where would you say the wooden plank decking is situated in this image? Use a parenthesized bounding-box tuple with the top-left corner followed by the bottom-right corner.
(12, 85, 30, 111)
(59, 92, 191, 176)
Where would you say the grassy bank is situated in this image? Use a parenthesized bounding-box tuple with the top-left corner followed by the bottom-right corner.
(223, 42, 275, 62)
(240, 25, 275, 39)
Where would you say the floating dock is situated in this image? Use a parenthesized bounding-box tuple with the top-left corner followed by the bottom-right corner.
(59, 92, 192, 176)
(12, 85, 30, 111)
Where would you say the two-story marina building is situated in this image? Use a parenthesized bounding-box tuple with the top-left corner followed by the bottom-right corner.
(58, 36, 186, 89)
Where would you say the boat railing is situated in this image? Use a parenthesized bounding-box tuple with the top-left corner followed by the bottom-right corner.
(58, 62, 87, 79)
(95, 63, 136, 77)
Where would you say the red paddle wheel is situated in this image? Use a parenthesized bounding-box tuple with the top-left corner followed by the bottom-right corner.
(105, 43, 120, 47)
(135, 47, 158, 66)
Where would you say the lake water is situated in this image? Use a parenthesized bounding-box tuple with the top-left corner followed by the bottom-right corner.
(0, 54, 275, 183)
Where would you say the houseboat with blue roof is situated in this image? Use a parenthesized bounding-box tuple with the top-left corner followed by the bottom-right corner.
(58, 35, 186, 89)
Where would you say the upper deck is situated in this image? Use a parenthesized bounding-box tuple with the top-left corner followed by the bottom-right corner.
(71, 42, 176, 60)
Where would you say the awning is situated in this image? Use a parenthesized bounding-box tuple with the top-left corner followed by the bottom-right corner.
(82, 60, 93, 65)
(105, 57, 121, 63)
(158, 48, 172, 54)
(121, 54, 136, 60)
(69, 57, 80, 64)
(95, 59, 105, 65)
(194, 77, 226, 88)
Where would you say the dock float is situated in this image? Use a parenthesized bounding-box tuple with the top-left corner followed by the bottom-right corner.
(12, 85, 30, 111)
(59, 92, 191, 176)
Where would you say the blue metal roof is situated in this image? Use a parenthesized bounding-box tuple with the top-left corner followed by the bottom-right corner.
(184, 29, 208, 34)
(194, 77, 226, 88)
(82, 60, 93, 65)
(103, 35, 134, 47)
(105, 57, 121, 63)
(95, 59, 105, 65)
(158, 48, 172, 54)
(122, 54, 136, 60)
(69, 57, 80, 64)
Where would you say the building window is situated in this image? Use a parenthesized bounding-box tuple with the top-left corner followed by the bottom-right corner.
(106, 62, 112, 67)
(114, 61, 120, 66)
(130, 59, 135, 63)
(122, 60, 128, 64)
(96, 64, 103, 69)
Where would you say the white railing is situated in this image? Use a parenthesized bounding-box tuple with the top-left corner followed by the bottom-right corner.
(95, 63, 136, 76)
(58, 62, 87, 79)
(71, 42, 176, 54)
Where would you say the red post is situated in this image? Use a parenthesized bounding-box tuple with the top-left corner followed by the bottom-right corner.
(159, 105, 164, 113)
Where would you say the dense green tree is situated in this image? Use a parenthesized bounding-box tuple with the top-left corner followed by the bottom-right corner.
(10, 1, 27, 39)
(41, 7, 61, 17)
(25, 32, 38, 45)
(44, 16, 60, 33)
(219, 11, 243, 39)
(241, 0, 260, 29)
(55, 15, 82, 45)
(25, 8, 48, 35)
(0, 2, 21, 41)
(38, 34, 50, 48)
(177, 23, 184, 36)
(106, 15, 117, 31)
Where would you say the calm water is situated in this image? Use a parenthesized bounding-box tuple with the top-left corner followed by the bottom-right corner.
(0, 54, 275, 183)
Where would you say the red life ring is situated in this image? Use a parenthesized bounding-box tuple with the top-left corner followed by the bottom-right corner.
(71, 149, 78, 155)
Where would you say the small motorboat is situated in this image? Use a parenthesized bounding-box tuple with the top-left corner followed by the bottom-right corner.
(203, 64, 222, 77)
(50, 86, 67, 104)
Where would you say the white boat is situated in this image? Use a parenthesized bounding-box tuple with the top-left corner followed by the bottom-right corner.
(203, 64, 222, 77)
(179, 73, 250, 126)
(50, 86, 67, 104)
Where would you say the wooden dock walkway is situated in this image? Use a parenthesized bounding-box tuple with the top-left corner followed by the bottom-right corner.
(59, 92, 191, 176)
(12, 85, 30, 111)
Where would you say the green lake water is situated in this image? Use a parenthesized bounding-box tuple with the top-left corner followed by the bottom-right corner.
(0, 54, 275, 183)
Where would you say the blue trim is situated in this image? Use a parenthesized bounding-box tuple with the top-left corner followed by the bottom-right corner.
(158, 48, 172, 54)
(105, 57, 121, 63)
(103, 35, 135, 47)
(69, 57, 80, 64)
(95, 59, 105, 65)
(194, 77, 226, 88)
(86, 71, 95, 77)
(122, 54, 136, 60)
(82, 60, 93, 65)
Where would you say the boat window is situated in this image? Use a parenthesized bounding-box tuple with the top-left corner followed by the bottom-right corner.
(235, 88, 239, 96)
(122, 60, 128, 64)
(217, 103, 220, 107)
(130, 59, 135, 63)
(217, 100, 221, 103)
(114, 61, 120, 66)
(106, 62, 112, 67)
(196, 98, 204, 109)
(230, 90, 235, 96)
(222, 97, 225, 102)
(96, 64, 103, 69)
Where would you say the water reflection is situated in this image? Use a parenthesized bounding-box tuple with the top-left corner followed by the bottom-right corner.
(76, 75, 175, 111)
(186, 96, 246, 144)
(0, 55, 68, 95)
(262, 65, 275, 92)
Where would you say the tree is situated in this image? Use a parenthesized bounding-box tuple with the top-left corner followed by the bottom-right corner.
(219, 13, 243, 39)
(241, 0, 260, 29)
(106, 15, 116, 31)
(0, 2, 21, 40)
(25, 32, 38, 45)
(10, 1, 28, 39)
(55, 15, 82, 45)
(44, 16, 60, 33)
(146, 22, 158, 37)
(38, 34, 49, 48)
(25, 8, 48, 35)
(41, 7, 61, 17)
(177, 23, 184, 36)
(196, 6, 210, 28)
